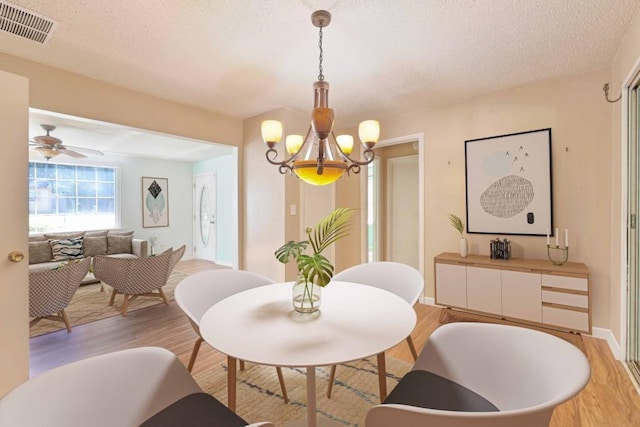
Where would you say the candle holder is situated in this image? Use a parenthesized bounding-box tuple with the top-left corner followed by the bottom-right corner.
(547, 244, 569, 266)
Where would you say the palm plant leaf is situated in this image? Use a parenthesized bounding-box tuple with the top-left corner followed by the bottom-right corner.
(308, 207, 353, 254)
(275, 240, 309, 264)
(448, 213, 464, 235)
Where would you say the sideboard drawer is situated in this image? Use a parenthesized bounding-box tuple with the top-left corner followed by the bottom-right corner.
(541, 274, 588, 292)
(542, 306, 589, 332)
(542, 290, 588, 309)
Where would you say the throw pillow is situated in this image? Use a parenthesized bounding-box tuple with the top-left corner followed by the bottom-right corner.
(29, 241, 52, 264)
(108, 230, 134, 237)
(44, 231, 86, 240)
(83, 236, 108, 257)
(85, 230, 109, 237)
(49, 237, 85, 262)
(107, 235, 133, 254)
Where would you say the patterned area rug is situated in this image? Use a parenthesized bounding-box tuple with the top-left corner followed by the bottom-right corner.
(194, 356, 411, 427)
(29, 270, 188, 337)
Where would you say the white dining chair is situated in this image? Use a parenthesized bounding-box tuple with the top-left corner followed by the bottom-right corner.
(327, 261, 424, 398)
(365, 322, 591, 427)
(174, 269, 289, 403)
(0, 346, 273, 427)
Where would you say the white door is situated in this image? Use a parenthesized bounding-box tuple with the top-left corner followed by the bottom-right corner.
(386, 155, 419, 269)
(0, 70, 29, 396)
(193, 173, 216, 262)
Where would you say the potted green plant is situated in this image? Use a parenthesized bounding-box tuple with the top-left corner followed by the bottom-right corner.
(448, 213, 468, 257)
(275, 207, 353, 313)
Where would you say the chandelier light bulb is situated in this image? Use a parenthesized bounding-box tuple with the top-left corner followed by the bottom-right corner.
(358, 120, 380, 148)
(285, 135, 304, 155)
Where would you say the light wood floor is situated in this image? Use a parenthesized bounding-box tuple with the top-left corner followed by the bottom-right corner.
(29, 259, 640, 426)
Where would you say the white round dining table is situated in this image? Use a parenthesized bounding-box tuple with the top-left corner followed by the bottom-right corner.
(199, 280, 417, 427)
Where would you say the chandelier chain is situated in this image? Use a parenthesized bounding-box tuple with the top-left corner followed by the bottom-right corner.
(318, 26, 324, 81)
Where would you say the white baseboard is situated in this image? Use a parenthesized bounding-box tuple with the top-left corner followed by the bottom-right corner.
(421, 296, 435, 306)
(591, 327, 623, 360)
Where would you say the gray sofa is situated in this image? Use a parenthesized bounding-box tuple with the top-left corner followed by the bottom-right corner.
(28, 230, 148, 284)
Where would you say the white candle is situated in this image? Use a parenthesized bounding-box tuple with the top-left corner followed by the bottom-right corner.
(546, 229, 550, 245)
(555, 228, 559, 246)
(565, 229, 569, 248)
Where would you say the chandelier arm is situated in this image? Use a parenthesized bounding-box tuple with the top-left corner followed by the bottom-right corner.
(265, 148, 293, 171)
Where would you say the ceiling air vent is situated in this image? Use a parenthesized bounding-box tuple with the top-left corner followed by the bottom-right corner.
(0, 1, 57, 44)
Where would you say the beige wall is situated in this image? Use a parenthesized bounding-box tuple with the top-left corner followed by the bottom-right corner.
(0, 53, 242, 147)
(610, 9, 640, 345)
(243, 107, 311, 281)
(344, 69, 613, 330)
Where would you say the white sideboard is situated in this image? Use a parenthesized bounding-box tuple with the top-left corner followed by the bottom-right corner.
(434, 252, 591, 334)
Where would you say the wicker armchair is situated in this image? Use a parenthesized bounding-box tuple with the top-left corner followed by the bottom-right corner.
(169, 244, 186, 274)
(93, 249, 173, 317)
(29, 257, 91, 332)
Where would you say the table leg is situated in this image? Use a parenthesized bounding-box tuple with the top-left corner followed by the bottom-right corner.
(377, 352, 387, 402)
(228, 356, 237, 411)
(306, 366, 317, 427)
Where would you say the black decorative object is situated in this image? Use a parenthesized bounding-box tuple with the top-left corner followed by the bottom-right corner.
(490, 238, 511, 260)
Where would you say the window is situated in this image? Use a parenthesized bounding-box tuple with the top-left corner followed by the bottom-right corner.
(29, 162, 118, 233)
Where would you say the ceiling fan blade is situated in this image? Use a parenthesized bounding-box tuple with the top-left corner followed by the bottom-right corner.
(58, 149, 87, 159)
(59, 144, 104, 156)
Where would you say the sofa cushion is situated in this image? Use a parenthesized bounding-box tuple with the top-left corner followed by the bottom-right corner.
(83, 236, 108, 257)
(383, 370, 499, 412)
(108, 230, 134, 237)
(29, 241, 52, 264)
(44, 231, 86, 240)
(107, 235, 132, 254)
(49, 237, 85, 262)
(85, 230, 109, 237)
(29, 235, 46, 242)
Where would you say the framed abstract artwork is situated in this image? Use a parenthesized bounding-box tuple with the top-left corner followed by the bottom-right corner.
(142, 177, 169, 228)
(465, 128, 552, 236)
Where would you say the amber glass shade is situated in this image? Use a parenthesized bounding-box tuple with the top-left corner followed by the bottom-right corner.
(292, 160, 346, 186)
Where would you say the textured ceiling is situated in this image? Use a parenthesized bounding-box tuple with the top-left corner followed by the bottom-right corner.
(3, 0, 640, 160)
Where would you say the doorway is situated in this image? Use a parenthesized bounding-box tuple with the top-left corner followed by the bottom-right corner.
(364, 134, 424, 277)
(193, 172, 217, 263)
(627, 77, 640, 384)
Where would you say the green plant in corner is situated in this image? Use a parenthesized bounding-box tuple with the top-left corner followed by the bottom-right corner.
(275, 207, 354, 287)
(448, 213, 465, 237)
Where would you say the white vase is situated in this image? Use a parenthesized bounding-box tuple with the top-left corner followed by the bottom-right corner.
(459, 237, 468, 258)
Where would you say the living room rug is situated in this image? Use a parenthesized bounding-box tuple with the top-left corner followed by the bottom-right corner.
(193, 356, 412, 426)
(29, 270, 188, 337)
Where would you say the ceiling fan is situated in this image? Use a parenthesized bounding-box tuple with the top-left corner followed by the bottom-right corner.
(29, 124, 104, 161)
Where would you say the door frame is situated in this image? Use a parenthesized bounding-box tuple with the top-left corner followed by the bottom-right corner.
(360, 133, 425, 279)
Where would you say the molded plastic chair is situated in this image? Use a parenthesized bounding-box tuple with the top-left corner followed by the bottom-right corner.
(0, 347, 273, 427)
(93, 249, 173, 316)
(365, 322, 591, 427)
(29, 257, 91, 332)
(328, 261, 424, 398)
(175, 269, 289, 403)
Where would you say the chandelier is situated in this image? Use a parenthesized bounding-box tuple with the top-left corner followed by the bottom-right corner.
(261, 10, 380, 186)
